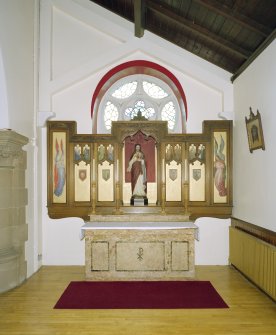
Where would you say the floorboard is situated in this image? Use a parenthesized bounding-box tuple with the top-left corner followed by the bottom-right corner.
(0, 266, 275, 335)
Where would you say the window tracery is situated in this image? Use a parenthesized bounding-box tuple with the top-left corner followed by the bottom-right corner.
(99, 75, 182, 133)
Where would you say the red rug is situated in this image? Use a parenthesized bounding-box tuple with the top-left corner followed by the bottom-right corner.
(54, 281, 228, 309)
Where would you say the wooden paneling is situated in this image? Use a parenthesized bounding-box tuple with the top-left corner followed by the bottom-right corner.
(231, 217, 276, 246)
(229, 226, 276, 301)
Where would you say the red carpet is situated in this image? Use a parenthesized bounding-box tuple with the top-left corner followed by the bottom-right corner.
(54, 281, 228, 309)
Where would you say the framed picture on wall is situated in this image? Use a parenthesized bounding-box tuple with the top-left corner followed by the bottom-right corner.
(245, 107, 265, 153)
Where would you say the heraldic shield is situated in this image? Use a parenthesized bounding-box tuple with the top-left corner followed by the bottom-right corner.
(193, 169, 201, 181)
(79, 169, 87, 181)
(169, 169, 177, 181)
(102, 169, 110, 181)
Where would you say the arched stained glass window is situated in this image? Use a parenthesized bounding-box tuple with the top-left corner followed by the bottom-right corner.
(98, 74, 182, 133)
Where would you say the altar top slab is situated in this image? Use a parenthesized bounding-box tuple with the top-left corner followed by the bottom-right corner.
(88, 214, 190, 222)
(81, 221, 198, 240)
(83, 221, 197, 230)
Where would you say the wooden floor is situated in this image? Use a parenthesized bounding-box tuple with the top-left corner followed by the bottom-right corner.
(0, 266, 275, 335)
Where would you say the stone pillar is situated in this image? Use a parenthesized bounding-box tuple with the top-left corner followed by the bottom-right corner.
(0, 130, 28, 293)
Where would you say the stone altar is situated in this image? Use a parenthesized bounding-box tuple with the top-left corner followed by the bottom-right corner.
(82, 215, 198, 281)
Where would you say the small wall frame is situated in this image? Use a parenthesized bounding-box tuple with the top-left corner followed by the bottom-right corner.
(245, 107, 265, 153)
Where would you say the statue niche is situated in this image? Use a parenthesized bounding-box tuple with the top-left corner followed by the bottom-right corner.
(124, 131, 156, 206)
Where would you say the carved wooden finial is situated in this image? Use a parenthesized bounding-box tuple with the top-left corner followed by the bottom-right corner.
(132, 110, 148, 121)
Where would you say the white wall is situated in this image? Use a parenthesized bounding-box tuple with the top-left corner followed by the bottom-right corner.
(0, 49, 9, 128)
(0, 0, 40, 277)
(195, 218, 230, 265)
(233, 41, 276, 232)
(39, 0, 234, 267)
(0, 0, 35, 135)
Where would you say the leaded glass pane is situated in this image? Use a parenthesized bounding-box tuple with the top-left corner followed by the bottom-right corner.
(112, 81, 137, 99)
(161, 101, 176, 129)
(143, 81, 168, 99)
(143, 107, 155, 118)
(125, 100, 155, 119)
(104, 101, 119, 130)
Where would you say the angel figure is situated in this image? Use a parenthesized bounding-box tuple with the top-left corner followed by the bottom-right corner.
(214, 135, 227, 197)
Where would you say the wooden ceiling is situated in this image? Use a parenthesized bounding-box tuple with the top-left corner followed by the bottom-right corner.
(90, 0, 276, 81)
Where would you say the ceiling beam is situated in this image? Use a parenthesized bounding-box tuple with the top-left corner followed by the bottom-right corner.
(147, 0, 250, 59)
(193, 0, 272, 37)
(134, 0, 145, 37)
(231, 28, 276, 82)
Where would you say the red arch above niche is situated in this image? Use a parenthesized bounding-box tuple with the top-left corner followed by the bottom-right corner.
(91, 60, 188, 133)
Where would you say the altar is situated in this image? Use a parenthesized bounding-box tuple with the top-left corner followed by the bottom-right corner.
(82, 215, 198, 281)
